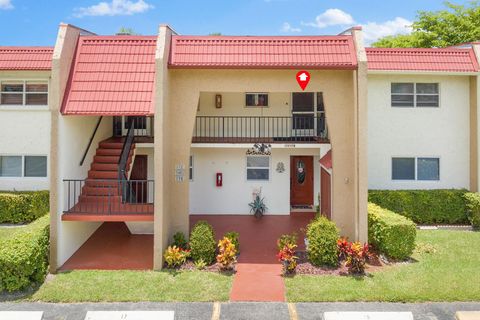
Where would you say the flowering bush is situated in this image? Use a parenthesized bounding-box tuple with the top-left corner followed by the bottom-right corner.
(337, 237, 349, 260)
(172, 231, 188, 250)
(277, 243, 298, 275)
(345, 241, 370, 274)
(163, 246, 190, 268)
(216, 237, 237, 270)
(277, 232, 297, 251)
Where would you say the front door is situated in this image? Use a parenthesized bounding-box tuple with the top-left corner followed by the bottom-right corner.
(290, 156, 314, 207)
(130, 155, 148, 203)
(320, 167, 331, 219)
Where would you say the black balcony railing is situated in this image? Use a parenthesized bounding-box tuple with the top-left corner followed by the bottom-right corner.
(63, 179, 154, 215)
(192, 115, 328, 143)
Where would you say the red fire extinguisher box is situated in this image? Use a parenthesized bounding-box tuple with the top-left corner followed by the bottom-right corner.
(216, 173, 223, 187)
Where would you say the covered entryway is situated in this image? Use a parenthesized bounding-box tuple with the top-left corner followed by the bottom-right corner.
(290, 156, 314, 208)
(59, 222, 153, 270)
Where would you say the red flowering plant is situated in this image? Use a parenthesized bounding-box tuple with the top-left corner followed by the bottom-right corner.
(277, 243, 298, 275)
(337, 237, 349, 261)
(345, 241, 371, 275)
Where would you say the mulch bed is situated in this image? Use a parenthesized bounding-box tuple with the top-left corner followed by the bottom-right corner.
(293, 251, 388, 276)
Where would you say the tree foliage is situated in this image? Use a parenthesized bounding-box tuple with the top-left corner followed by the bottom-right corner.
(372, 1, 480, 48)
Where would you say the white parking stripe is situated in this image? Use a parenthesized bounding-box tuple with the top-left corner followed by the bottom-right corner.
(324, 312, 414, 320)
(85, 311, 174, 320)
(0, 311, 43, 320)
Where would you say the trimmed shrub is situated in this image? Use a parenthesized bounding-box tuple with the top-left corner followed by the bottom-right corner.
(0, 191, 49, 224)
(224, 231, 240, 253)
(306, 217, 339, 267)
(368, 189, 468, 225)
(189, 221, 216, 264)
(0, 215, 50, 292)
(368, 203, 416, 260)
(463, 193, 480, 229)
(172, 231, 188, 250)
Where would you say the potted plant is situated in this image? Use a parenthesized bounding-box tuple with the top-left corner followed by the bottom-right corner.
(249, 194, 267, 218)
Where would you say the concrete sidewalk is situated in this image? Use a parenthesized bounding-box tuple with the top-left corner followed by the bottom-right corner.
(0, 302, 479, 320)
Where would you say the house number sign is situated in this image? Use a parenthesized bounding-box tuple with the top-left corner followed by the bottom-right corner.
(175, 164, 185, 182)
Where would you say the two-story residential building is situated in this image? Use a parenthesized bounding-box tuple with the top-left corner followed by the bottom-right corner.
(0, 47, 52, 191)
(0, 23, 478, 271)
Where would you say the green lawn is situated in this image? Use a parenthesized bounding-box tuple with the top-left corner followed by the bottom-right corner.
(30, 270, 233, 302)
(286, 230, 480, 302)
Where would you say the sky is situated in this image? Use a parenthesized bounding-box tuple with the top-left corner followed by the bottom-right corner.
(0, 0, 472, 46)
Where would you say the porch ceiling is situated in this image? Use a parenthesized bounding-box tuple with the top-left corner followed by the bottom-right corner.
(61, 36, 156, 116)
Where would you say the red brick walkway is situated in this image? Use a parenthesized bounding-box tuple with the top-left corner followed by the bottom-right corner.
(59, 222, 153, 271)
(190, 213, 314, 301)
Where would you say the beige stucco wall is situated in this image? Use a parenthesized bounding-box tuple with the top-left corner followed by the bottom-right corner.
(156, 67, 363, 265)
(49, 23, 95, 272)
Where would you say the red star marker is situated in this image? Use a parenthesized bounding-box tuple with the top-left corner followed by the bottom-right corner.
(296, 70, 310, 91)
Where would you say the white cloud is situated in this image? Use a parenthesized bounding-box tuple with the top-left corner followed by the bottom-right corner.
(0, 0, 13, 10)
(281, 22, 301, 33)
(74, 0, 153, 17)
(361, 17, 413, 44)
(303, 8, 355, 28)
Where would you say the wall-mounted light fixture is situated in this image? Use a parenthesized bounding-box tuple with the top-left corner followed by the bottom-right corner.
(215, 94, 222, 109)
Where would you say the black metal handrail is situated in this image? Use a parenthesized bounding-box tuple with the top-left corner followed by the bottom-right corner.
(192, 115, 328, 143)
(80, 116, 103, 166)
(63, 179, 154, 215)
(118, 121, 136, 202)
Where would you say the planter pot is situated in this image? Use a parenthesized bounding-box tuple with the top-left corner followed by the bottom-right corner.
(254, 209, 263, 219)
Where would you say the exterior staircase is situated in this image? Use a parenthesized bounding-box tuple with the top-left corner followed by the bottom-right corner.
(79, 138, 135, 204)
(62, 135, 154, 221)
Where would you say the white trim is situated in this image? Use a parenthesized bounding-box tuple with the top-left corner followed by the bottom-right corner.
(191, 143, 326, 149)
(368, 70, 479, 76)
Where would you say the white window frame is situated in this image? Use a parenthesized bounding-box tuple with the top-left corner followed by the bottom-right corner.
(391, 156, 440, 181)
(391, 82, 440, 108)
(0, 155, 48, 179)
(246, 155, 270, 181)
(0, 79, 49, 109)
(245, 93, 269, 108)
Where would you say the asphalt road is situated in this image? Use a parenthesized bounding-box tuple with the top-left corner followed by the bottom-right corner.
(0, 302, 479, 320)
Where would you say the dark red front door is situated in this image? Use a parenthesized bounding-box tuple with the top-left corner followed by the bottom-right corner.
(130, 155, 148, 203)
(321, 167, 331, 219)
(290, 156, 314, 206)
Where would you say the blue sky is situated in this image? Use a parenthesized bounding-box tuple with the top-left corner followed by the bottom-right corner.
(0, 0, 471, 46)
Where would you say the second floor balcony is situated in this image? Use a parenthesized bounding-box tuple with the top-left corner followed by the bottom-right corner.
(192, 115, 328, 144)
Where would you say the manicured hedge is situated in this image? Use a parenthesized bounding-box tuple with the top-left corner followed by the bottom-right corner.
(0, 215, 50, 292)
(306, 217, 339, 267)
(463, 193, 480, 230)
(368, 189, 468, 225)
(368, 203, 416, 260)
(0, 191, 49, 224)
(189, 221, 216, 264)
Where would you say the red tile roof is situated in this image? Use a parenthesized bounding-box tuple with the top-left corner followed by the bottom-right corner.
(0, 47, 53, 70)
(169, 36, 358, 69)
(366, 47, 479, 72)
(61, 36, 157, 116)
(319, 150, 332, 170)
